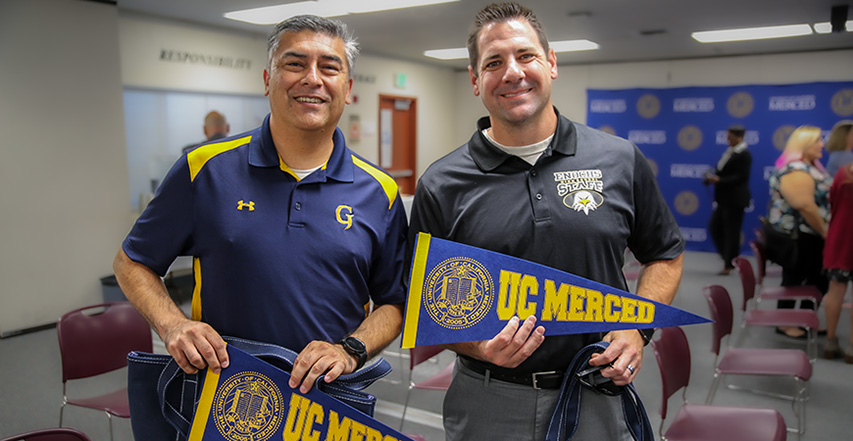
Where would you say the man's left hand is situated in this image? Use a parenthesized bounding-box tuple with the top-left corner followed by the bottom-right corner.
(288, 340, 355, 394)
(587, 329, 644, 385)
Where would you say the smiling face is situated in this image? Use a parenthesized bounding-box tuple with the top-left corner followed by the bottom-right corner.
(469, 18, 557, 133)
(264, 30, 352, 135)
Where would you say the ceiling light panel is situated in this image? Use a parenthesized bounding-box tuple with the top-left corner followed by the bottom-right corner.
(225, 0, 460, 25)
(424, 39, 599, 60)
(813, 21, 853, 33)
(692, 24, 813, 43)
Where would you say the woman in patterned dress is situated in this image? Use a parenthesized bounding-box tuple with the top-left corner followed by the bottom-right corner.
(767, 126, 831, 338)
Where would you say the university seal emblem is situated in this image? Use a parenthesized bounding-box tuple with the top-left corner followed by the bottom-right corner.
(674, 191, 700, 216)
(831, 89, 853, 117)
(727, 91, 754, 118)
(773, 125, 796, 151)
(677, 125, 703, 151)
(424, 257, 494, 330)
(213, 371, 283, 441)
(636, 94, 661, 119)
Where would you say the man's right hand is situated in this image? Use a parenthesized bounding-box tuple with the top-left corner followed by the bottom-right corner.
(162, 319, 229, 374)
(458, 316, 545, 368)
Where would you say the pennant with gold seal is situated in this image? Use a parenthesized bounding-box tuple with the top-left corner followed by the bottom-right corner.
(402, 233, 709, 348)
(188, 345, 412, 441)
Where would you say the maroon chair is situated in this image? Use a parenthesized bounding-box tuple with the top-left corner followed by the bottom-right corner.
(1, 427, 91, 441)
(651, 326, 787, 441)
(57, 302, 152, 441)
(731, 256, 821, 309)
(400, 345, 454, 432)
(749, 240, 783, 282)
(703, 287, 811, 436)
(712, 277, 819, 361)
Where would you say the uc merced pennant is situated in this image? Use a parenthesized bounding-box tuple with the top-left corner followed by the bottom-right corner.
(402, 233, 709, 348)
(188, 346, 412, 441)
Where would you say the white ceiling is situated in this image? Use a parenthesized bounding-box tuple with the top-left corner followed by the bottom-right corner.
(118, 0, 853, 70)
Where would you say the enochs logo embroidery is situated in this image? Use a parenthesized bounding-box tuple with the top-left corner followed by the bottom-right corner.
(554, 169, 605, 215)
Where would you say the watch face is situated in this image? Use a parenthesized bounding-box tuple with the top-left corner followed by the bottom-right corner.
(345, 336, 366, 353)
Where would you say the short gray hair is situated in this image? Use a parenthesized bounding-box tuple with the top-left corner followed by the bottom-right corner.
(266, 15, 360, 78)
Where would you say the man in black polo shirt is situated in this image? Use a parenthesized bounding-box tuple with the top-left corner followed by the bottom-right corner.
(407, 3, 684, 440)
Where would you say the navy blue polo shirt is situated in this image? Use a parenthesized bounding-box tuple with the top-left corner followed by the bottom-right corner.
(408, 108, 683, 375)
(123, 115, 407, 351)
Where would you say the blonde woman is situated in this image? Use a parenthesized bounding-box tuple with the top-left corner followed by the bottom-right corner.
(826, 120, 853, 177)
(767, 126, 831, 338)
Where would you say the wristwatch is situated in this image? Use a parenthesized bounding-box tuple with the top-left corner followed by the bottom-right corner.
(637, 328, 655, 346)
(339, 336, 367, 370)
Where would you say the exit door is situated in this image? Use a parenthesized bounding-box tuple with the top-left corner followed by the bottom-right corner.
(378, 95, 417, 195)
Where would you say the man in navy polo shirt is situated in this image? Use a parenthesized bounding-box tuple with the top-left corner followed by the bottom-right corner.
(113, 15, 407, 394)
(407, 3, 684, 440)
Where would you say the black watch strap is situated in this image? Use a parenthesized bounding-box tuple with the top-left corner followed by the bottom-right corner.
(637, 328, 655, 346)
(339, 336, 367, 370)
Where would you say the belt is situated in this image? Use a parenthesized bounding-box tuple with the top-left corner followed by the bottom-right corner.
(460, 357, 564, 390)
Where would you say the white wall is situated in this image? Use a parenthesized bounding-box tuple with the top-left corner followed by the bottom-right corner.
(452, 50, 853, 145)
(0, 0, 129, 335)
(118, 13, 460, 195)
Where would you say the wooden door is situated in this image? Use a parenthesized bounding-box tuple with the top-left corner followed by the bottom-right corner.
(378, 95, 417, 195)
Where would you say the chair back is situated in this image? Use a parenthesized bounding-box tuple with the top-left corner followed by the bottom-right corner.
(702, 285, 734, 356)
(650, 326, 691, 421)
(731, 256, 757, 312)
(748, 240, 768, 284)
(409, 345, 445, 370)
(1, 427, 91, 441)
(57, 302, 152, 382)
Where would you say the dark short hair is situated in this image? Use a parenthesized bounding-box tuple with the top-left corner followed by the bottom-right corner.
(727, 124, 746, 137)
(467, 2, 549, 76)
(267, 15, 359, 78)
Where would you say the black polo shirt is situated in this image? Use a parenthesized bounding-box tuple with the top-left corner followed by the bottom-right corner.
(408, 108, 684, 375)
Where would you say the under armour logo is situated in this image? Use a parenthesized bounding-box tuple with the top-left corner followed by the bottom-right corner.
(237, 200, 255, 211)
(336, 205, 354, 230)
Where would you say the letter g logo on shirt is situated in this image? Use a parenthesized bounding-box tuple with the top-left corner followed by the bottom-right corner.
(336, 205, 354, 230)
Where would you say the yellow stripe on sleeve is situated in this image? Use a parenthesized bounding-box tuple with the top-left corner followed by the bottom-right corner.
(191, 257, 202, 321)
(351, 155, 398, 209)
(401, 232, 431, 349)
(187, 135, 252, 182)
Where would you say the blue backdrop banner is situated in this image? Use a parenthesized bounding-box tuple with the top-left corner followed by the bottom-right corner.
(586, 82, 853, 253)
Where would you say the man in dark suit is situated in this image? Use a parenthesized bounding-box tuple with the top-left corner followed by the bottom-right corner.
(705, 124, 752, 275)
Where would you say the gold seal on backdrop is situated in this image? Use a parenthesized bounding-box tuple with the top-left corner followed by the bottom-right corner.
(677, 125, 703, 151)
(831, 89, 853, 117)
(599, 125, 617, 136)
(727, 91, 754, 118)
(636, 94, 661, 119)
(773, 125, 796, 151)
(674, 191, 700, 216)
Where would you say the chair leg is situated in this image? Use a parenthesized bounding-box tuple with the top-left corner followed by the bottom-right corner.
(59, 403, 65, 427)
(706, 372, 723, 404)
(399, 386, 414, 431)
(107, 412, 114, 441)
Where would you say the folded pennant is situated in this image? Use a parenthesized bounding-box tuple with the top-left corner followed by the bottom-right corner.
(402, 233, 710, 349)
(188, 346, 412, 441)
